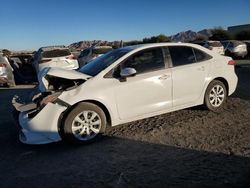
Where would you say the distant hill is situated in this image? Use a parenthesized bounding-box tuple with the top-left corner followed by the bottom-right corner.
(170, 30, 206, 42)
(69, 40, 121, 51)
(198, 29, 213, 37)
(69, 29, 213, 51)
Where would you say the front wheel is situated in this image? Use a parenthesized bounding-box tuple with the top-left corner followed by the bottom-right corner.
(61, 102, 107, 144)
(204, 80, 227, 112)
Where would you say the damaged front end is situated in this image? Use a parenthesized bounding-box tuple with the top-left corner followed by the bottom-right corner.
(12, 67, 91, 144)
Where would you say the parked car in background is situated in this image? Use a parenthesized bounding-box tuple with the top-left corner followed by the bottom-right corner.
(0, 52, 38, 87)
(193, 41, 224, 55)
(0, 51, 16, 87)
(13, 43, 238, 144)
(0, 53, 8, 86)
(221, 40, 247, 59)
(243, 41, 250, 58)
(9, 54, 37, 84)
(33, 46, 79, 73)
(78, 46, 113, 67)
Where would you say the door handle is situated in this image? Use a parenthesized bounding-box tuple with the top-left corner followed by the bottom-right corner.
(159, 74, 170, 80)
(197, 66, 205, 71)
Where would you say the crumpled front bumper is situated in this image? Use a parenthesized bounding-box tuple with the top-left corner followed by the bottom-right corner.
(14, 102, 67, 144)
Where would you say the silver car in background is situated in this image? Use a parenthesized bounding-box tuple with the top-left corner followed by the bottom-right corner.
(0, 53, 15, 86)
(78, 46, 113, 67)
(0, 53, 8, 85)
(243, 40, 250, 58)
(33, 46, 79, 73)
(194, 41, 224, 55)
(221, 40, 247, 58)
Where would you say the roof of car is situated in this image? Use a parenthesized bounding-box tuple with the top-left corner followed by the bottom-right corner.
(122, 42, 203, 50)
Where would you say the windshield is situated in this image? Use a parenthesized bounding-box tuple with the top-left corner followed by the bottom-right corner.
(79, 48, 131, 76)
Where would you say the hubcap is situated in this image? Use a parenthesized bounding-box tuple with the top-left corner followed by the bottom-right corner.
(209, 85, 225, 107)
(72, 110, 101, 141)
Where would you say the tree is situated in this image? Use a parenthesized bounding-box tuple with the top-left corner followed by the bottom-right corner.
(156, 34, 171, 42)
(124, 40, 143, 46)
(209, 27, 233, 41)
(194, 34, 208, 41)
(143, 34, 170, 43)
(235, 30, 250, 40)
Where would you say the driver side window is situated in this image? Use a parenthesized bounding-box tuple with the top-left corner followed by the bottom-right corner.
(121, 47, 165, 75)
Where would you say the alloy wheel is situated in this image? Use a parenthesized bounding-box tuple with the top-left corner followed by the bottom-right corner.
(71, 110, 102, 141)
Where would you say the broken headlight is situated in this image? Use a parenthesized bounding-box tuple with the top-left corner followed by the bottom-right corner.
(40, 92, 62, 106)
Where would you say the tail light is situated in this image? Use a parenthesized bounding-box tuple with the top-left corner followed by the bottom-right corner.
(66, 55, 76, 60)
(0, 63, 7, 67)
(39, 59, 52, 64)
(228, 60, 236, 65)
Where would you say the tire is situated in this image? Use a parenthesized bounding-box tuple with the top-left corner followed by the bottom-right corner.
(61, 102, 107, 144)
(204, 80, 227, 112)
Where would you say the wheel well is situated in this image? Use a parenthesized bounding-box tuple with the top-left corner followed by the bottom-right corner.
(211, 77, 229, 95)
(58, 99, 112, 136)
(83, 100, 112, 127)
(59, 100, 112, 128)
(202, 77, 229, 105)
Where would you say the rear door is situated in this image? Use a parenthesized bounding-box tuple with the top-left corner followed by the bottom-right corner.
(168, 46, 211, 107)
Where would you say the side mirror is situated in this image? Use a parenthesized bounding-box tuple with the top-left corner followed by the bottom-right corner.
(120, 67, 137, 78)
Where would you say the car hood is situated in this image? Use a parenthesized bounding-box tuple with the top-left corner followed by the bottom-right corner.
(38, 67, 91, 92)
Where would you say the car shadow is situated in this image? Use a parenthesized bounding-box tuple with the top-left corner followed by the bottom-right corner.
(0, 135, 249, 188)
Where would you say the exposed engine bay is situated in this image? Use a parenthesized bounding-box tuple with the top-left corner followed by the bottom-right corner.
(43, 75, 85, 91)
(12, 67, 90, 120)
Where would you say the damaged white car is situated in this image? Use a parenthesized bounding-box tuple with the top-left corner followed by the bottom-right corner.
(12, 43, 238, 144)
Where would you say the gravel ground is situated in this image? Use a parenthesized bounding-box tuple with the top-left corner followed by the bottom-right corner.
(0, 66, 250, 187)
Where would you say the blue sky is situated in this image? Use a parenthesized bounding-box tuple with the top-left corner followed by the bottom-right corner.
(0, 0, 249, 50)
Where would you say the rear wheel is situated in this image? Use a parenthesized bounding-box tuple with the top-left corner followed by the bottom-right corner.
(62, 102, 106, 144)
(204, 80, 227, 112)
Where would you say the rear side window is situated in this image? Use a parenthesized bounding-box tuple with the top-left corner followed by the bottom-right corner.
(42, 49, 71, 58)
(121, 47, 165, 74)
(193, 48, 212, 62)
(168, 46, 196, 67)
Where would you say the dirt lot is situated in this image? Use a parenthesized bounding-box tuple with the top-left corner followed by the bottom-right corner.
(0, 65, 250, 187)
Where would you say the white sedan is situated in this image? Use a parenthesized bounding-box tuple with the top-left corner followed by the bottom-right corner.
(13, 43, 238, 144)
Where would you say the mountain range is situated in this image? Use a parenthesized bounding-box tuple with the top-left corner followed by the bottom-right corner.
(69, 40, 121, 51)
(69, 29, 213, 51)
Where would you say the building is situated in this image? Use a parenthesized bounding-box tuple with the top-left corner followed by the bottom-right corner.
(228, 24, 250, 35)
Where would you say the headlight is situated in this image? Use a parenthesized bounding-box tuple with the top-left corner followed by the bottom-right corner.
(40, 92, 61, 106)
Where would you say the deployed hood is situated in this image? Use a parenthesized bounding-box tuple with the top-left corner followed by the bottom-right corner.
(45, 68, 90, 80)
(38, 67, 91, 92)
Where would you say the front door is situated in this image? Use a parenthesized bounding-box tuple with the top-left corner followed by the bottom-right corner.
(113, 47, 173, 120)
